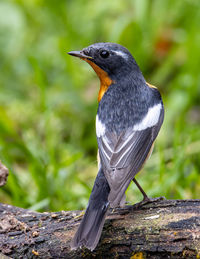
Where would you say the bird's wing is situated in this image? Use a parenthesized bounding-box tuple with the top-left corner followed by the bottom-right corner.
(97, 104, 164, 207)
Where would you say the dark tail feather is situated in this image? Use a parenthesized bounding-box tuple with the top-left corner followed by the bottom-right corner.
(71, 167, 110, 251)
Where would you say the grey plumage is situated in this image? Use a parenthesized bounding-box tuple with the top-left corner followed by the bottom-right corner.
(71, 167, 110, 251)
(98, 107, 164, 207)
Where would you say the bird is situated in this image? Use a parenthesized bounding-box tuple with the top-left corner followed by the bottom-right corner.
(68, 42, 164, 251)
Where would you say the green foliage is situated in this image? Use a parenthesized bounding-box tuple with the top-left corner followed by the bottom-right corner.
(0, 0, 200, 211)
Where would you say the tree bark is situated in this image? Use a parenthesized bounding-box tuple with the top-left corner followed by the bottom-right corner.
(0, 200, 200, 258)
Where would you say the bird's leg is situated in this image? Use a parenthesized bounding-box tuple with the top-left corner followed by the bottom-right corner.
(132, 178, 166, 208)
(132, 178, 149, 201)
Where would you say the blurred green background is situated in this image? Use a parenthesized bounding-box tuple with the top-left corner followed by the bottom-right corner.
(0, 0, 200, 212)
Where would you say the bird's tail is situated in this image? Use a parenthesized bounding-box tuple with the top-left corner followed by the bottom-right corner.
(71, 167, 110, 251)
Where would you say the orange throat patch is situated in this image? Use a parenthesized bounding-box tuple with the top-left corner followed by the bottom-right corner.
(84, 59, 113, 102)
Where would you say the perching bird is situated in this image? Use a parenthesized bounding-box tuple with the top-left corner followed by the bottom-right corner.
(68, 42, 164, 251)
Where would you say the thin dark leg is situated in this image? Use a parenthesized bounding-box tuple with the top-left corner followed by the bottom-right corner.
(132, 178, 166, 208)
(132, 178, 149, 201)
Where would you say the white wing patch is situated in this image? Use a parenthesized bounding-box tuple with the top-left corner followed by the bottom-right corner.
(133, 103, 162, 131)
(96, 115, 106, 137)
(97, 102, 162, 166)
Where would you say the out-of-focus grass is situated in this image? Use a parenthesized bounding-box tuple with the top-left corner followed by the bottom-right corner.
(0, 0, 199, 211)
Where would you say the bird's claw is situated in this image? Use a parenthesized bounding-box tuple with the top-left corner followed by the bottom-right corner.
(133, 196, 166, 209)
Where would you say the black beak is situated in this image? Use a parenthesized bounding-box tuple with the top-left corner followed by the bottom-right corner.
(68, 50, 93, 60)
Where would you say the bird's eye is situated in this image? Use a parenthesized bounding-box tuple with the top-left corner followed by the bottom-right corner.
(100, 50, 109, 58)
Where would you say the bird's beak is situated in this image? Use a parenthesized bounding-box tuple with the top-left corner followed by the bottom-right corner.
(68, 50, 93, 60)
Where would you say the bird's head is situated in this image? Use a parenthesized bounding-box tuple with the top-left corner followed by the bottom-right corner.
(68, 42, 142, 101)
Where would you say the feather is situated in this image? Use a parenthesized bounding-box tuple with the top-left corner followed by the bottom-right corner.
(71, 167, 110, 251)
(97, 104, 164, 207)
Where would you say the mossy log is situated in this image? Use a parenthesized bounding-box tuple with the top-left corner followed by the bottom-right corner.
(0, 200, 200, 258)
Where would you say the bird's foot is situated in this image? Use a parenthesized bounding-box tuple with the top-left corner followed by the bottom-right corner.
(133, 196, 166, 209)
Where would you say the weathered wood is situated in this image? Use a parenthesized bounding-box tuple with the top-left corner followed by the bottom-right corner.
(0, 200, 200, 258)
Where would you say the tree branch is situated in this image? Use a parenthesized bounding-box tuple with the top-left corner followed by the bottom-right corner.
(0, 200, 200, 258)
